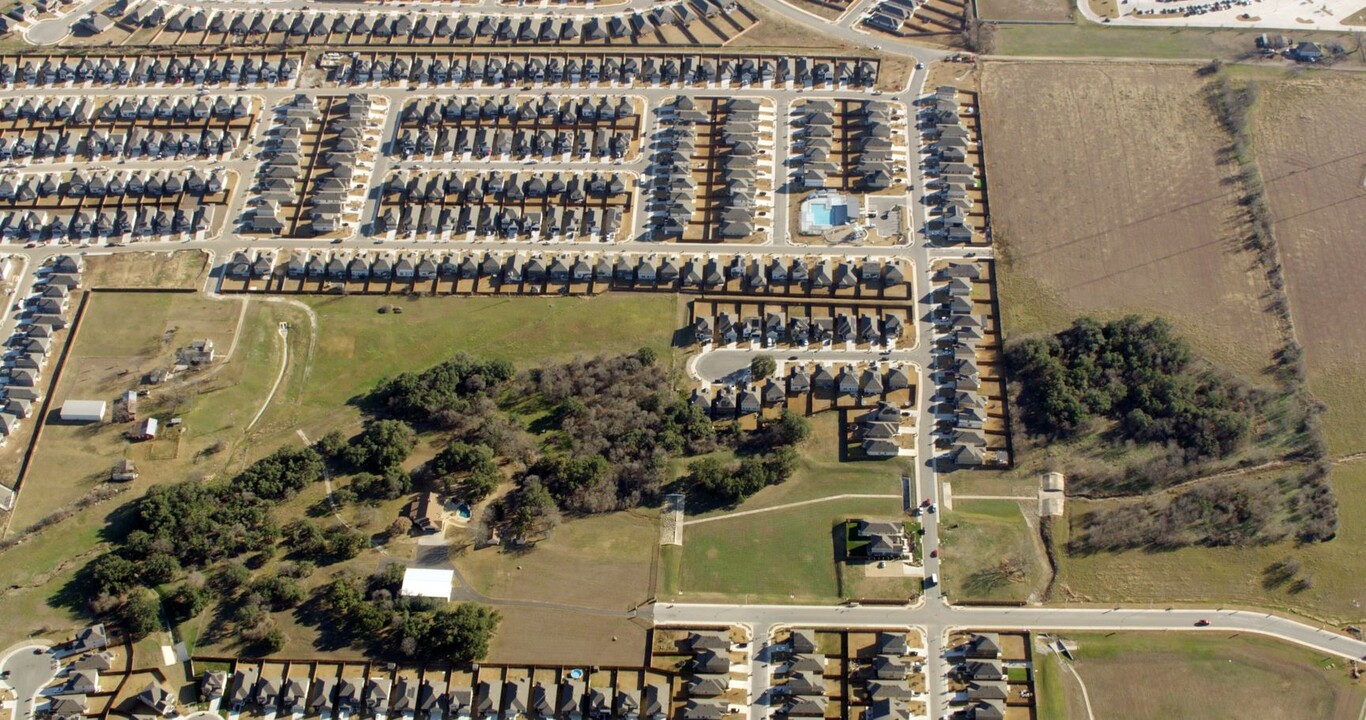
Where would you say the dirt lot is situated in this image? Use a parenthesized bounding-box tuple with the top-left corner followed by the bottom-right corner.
(976, 0, 1072, 22)
(1251, 73, 1366, 455)
(982, 61, 1281, 383)
(1054, 633, 1366, 720)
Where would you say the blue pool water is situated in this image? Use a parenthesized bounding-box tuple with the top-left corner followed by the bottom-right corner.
(456, 503, 472, 519)
(810, 204, 834, 226)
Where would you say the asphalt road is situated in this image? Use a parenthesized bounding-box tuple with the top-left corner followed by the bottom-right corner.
(0, 644, 58, 719)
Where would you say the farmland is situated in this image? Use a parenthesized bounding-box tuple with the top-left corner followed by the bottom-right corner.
(1250, 73, 1366, 456)
(982, 61, 1282, 383)
(1044, 633, 1366, 720)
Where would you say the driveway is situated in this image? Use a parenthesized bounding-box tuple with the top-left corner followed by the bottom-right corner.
(0, 644, 58, 720)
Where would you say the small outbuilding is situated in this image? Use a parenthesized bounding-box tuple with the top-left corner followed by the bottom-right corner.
(60, 400, 107, 423)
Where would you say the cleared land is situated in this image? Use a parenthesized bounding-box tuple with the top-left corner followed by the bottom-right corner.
(977, 0, 1072, 22)
(984, 61, 1281, 381)
(938, 499, 1047, 603)
(1251, 73, 1366, 455)
(80, 250, 210, 290)
(1052, 633, 1366, 720)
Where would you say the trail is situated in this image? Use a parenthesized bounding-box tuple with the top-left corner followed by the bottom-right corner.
(247, 322, 290, 431)
(682, 494, 903, 526)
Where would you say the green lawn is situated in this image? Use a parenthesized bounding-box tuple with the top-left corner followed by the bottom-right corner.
(1058, 633, 1366, 720)
(938, 499, 1048, 603)
(679, 496, 905, 603)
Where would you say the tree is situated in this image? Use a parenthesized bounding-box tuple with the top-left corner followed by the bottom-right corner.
(282, 519, 325, 555)
(324, 526, 368, 562)
(216, 561, 251, 594)
(419, 603, 501, 664)
(750, 354, 777, 381)
(503, 478, 561, 540)
(120, 591, 161, 640)
(344, 420, 417, 472)
(166, 583, 212, 622)
(767, 410, 810, 447)
(88, 553, 139, 596)
(636, 346, 658, 366)
(139, 553, 181, 586)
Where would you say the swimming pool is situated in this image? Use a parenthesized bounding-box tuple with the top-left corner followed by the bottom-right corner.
(809, 203, 835, 227)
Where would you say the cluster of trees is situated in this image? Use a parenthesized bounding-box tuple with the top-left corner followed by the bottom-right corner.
(316, 421, 418, 501)
(526, 351, 715, 513)
(79, 445, 365, 642)
(322, 567, 500, 663)
(684, 411, 809, 504)
(374, 353, 515, 427)
(429, 441, 502, 502)
(1069, 478, 1280, 554)
(1008, 316, 1255, 459)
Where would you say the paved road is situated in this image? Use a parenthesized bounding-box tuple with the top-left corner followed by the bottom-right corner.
(0, 644, 58, 720)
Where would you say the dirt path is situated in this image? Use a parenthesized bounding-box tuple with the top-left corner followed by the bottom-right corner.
(681, 493, 902, 526)
(246, 322, 289, 432)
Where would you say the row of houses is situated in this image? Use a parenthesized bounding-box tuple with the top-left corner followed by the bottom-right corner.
(693, 310, 904, 348)
(378, 198, 625, 241)
(680, 630, 735, 720)
(0, 126, 239, 162)
(932, 263, 1002, 468)
(1, 204, 212, 241)
(951, 634, 1004, 720)
(120, 0, 734, 45)
(0, 94, 250, 126)
(653, 96, 765, 240)
(923, 86, 975, 245)
(402, 95, 635, 130)
(250, 93, 375, 236)
(862, 0, 919, 35)
(795, 99, 896, 192)
(851, 402, 910, 458)
(692, 363, 913, 419)
(212, 668, 672, 720)
(0, 255, 83, 440)
(395, 124, 630, 160)
(0, 168, 225, 204)
(0, 53, 299, 87)
(226, 249, 908, 295)
(328, 52, 877, 90)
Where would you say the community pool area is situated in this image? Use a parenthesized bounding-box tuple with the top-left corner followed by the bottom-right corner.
(800, 191, 858, 235)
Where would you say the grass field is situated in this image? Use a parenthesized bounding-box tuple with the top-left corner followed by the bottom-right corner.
(81, 250, 209, 290)
(983, 61, 1282, 384)
(976, 0, 1071, 22)
(679, 495, 906, 602)
(1053, 462, 1366, 623)
(1053, 633, 1366, 720)
(938, 499, 1047, 603)
(455, 509, 658, 612)
(1249, 73, 1366, 456)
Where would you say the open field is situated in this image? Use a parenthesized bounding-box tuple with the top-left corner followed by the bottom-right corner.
(278, 294, 682, 443)
(938, 499, 1047, 603)
(454, 509, 658, 612)
(81, 250, 210, 290)
(992, 22, 1366, 61)
(983, 61, 1281, 383)
(1052, 462, 1366, 623)
(679, 495, 906, 602)
(1050, 633, 1366, 720)
(977, 0, 1072, 22)
(1250, 73, 1366, 455)
(488, 606, 650, 666)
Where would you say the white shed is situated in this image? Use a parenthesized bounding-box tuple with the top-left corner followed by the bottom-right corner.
(60, 400, 107, 423)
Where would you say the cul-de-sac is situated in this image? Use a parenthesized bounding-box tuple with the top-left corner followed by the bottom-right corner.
(0, 0, 1362, 717)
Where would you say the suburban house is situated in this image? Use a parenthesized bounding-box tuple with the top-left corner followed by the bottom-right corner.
(853, 519, 909, 560)
(409, 491, 445, 533)
(71, 624, 108, 652)
(962, 633, 1001, 659)
(136, 681, 177, 717)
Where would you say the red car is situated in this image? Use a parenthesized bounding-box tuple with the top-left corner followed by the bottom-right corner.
(930, 549, 939, 558)
(1195, 619, 1210, 627)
